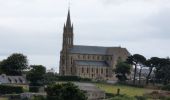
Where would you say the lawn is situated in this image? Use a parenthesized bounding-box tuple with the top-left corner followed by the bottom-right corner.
(0, 97, 8, 100)
(95, 83, 154, 97)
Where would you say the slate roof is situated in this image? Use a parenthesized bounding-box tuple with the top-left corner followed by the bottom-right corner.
(69, 45, 129, 55)
(75, 60, 109, 67)
(0, 74, 27, 84)
(69, 45, 108, 55)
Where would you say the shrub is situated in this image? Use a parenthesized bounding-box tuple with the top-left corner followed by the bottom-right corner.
(32, 96, 46, 100)
(105, 93, 115, 98)
(29, 86, 39, 92)
(0, 85, 23, 94)
(57, 76, 81, 81)
(57, 76, 91, 82)
(7, 94, 21, 100)
(162, 84, 170, 91)
(45, 82, 87, 100)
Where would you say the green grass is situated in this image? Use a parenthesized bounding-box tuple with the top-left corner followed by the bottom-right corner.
(0, 97, 8, 100)
(95, 83, 153, 97)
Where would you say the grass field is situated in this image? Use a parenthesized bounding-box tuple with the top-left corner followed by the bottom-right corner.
(0, 97, 8, 100)
(95, 83, 154, 97)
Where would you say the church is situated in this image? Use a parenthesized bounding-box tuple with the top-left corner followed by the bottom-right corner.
(59, 10, 130, 80)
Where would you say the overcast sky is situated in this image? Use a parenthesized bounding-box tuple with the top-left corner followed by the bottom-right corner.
(0, 0, 170, 72)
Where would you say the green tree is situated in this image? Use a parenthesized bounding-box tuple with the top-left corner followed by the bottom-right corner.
(154, 58, 170, 85)
(126, 54, 146, 85)
(115, 61, 131, 81)
(43, 72, 58, 85)
(45, 82, 87, 100)
(145, 57, 160, 85)
(151, 58, 170, 85)
(27, 65, 46, 86)
(0, 53, 28, 75)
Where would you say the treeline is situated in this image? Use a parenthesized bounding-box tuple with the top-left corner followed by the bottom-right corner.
(0, 53, 92, 91)
(115, 54, 170, 85)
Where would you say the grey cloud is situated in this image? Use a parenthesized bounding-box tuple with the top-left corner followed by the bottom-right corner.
(0, 0, 170, 71)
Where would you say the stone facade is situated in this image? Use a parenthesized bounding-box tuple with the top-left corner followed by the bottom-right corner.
(59, 10, 130, 81)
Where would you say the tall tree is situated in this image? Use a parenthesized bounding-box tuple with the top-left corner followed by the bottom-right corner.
(145, 57, 160, 85)
(0, 53, 28, 75)
(155, 58, 170, 85)
(45, 82, 87, 100)
(26, 65, 46, 86)
(126, 54, 146, 85)
(115, 61, 131, 82)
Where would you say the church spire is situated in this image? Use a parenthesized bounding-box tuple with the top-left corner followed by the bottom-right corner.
(62, 9, 74, 51)
(66, 9, 72, 28)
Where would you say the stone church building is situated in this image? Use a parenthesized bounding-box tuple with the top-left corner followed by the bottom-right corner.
(59, 10, 130, 80)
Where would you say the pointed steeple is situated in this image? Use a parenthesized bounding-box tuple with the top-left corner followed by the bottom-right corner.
(66, 9, 72, 28)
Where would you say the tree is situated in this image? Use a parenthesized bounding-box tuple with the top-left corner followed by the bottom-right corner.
(145, 57, 160, 85)
(154, 58, 170, 85)
(43, 72, 58, 85)
(115, 61, 131, 81)
(26, 65, 46, 86)
(0, 53, 28, 75)
(0, 61, 2, 74)
(45, 82, 87, 100)
(126, 54, 146, 85)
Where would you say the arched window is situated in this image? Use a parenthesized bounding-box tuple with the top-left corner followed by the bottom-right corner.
(101, 69, 103, 74)
(87, 68, 89, 73)
(82, 68, 84, 73)
(97, 56, 100, 60)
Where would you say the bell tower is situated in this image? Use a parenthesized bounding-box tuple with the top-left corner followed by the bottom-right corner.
(62, 9, 74, 51)
(59, 9, 74, 75)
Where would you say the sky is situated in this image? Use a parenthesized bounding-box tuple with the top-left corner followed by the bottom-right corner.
(0, 0, 170, 72)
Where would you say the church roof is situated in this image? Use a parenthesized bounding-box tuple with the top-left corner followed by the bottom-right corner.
(70, 45, 107, 55)
(75, 60, 109, 67)
(69, 45, 130, 56)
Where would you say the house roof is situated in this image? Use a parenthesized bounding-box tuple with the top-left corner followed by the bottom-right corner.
(75, 60, 109, 67)
(0, 74, 27, 84)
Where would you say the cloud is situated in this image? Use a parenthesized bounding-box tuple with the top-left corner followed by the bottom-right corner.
(0, 0, 170, 71)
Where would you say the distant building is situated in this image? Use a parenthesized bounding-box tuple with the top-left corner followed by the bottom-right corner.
(59, 10, 130, 81)
(74, 82, 105, 100)
(0, 74, 27, 84)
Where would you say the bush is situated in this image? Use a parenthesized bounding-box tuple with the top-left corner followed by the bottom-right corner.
(162, 84, 170, 91)
(32, 96, 46, 100)
(57, 76, 91, 82)
(29, 86, 39, 92)
(7, 94, 21, 100)
(45, 82, 87, 100)
(105, 93, 115, 98)
(57, 76, 81, 81)
(0, 85, 23, 94)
